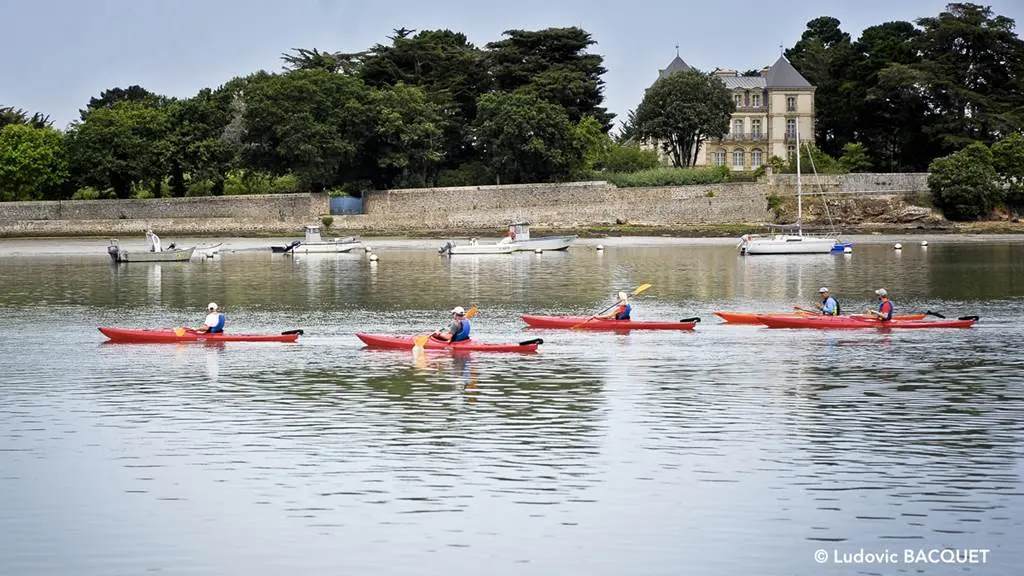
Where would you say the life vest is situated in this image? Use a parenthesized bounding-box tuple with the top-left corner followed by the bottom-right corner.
(210, 313, 226, 333)
(614, 303, 631, 320)
(452, 319, 471, 341)
(877, 300, 893, 321)
(822, 296, 840, 316)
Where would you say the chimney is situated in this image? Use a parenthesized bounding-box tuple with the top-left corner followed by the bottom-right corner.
(760, 66, 770, 77)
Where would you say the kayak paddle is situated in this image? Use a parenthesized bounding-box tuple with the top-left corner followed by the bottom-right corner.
(413, 306, 478, 351)
(572, 283, 652, 330)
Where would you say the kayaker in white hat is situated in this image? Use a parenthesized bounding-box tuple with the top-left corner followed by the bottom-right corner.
(596, 291, 632, 321)
(816, 287, 840, 316)
(866, 288, 894, 321)
(434, 306, 471, 343)
(194, 302, 226, 333)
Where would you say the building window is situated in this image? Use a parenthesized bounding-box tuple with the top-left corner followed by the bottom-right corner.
(786, 145, 796, 159)
(751, 149, 762, 168)
(734, 94, 742, 107)
(751, 119, 761, 138)
(786, 96, 796, 112)
(786, 119, 796, 139)
(714, 149, 727, 166)
(732, 148, 745, 169)
(751, 94, 761, 108)
(733, 119, 743, 136)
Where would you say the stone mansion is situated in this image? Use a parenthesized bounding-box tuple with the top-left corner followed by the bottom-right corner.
(649, 53, 815, 171)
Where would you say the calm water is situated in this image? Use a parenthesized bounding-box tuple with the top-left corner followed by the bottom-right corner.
(1, 236, 1022, 575)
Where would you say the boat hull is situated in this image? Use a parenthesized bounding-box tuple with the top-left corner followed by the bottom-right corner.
(714, 311, 927, 324)
(356, 333, 541, 353)
(508, 235, 576, 252)
(755, 315, 977, 329)
(521, 315, 698, 330)
(740, 235, 836, 255)
(274, 240, 361, 254)
(98, 327, 302, 343)
(108, 247, 196, 262)
(439, 242, 514, 255)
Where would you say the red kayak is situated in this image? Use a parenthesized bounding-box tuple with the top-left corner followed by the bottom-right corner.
(755, 315, 978, 329)
(520, 314, 699, 330)
(714, 311, 928, 324)
(356, 333, 543, 353)
(99, 327, 303, 343)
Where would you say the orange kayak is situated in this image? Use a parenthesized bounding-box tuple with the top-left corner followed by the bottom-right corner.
(713, 311, 928, 324)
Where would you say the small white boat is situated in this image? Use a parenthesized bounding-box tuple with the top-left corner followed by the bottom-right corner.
(108, 239, 195, 263)
(439, 239, 515, 255)
(503, 221, 576, 252)
(273, 225, 363, 254)
(193, 243, 223, 259)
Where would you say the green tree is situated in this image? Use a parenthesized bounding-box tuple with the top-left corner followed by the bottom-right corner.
(778, 143, 847, 174)
(79, 85, 166, 121)
(927, 141, 1001, 220)
(241, 70, 372, 191)
(631, 68, 733, 167)
(473, 90, 582, 184)
(838, 142, 872, 172)
(0, 106, 51, 130)
(915, 3, 1024, 151)
(65, 100, 172, 199)
(991, 133, 1024, 211)
(486, 27, 614, 130)
(360, 82, 445, 189)
(785, 17, 858, 157)
(167, 88, 239, 196)
(281, 47, 367, 75)
(0, 124, 67, 201)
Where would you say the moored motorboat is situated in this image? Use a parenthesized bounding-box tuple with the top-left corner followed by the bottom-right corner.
(356, 333, 542, 353)
(272, 225, 363, 253)
(438, 240, 514, 255)
(99, 327, 303, 343)
(107, 239, 195, 263)
(754, 315, 978, 329)
(504, 221, 576, 252)
(521, 314, 700, 330)
(714, 311, 928, 324)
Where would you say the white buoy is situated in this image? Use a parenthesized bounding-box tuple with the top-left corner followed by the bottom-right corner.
(596, 244, 604, 251)
(920, 240, 928, 247)
(364, 245, 372, 252)
(534, 248, 543, 254)
(369, 254, 378, 262)
(843, 246, 853, 254)
(894, 243, 903, 250)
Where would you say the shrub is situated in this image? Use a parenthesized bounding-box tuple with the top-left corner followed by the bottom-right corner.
(604, 165, 730, 187)
(321, 215, 333, 229)
(927, 142, 1001, 221)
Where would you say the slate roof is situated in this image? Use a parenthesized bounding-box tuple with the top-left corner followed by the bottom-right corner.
(658, 56, 693, 79)
(720, 76, 766, 90)
(765, 55, 813, 89)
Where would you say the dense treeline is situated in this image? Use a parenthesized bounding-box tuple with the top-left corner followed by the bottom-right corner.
(0, 27, 665, 201)
(1, 3, 1022, 217)
(785, 3, 1024, 173)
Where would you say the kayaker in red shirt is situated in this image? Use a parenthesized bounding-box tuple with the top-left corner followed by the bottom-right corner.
(866, 288, 894, 321)
(596, 291, 632, 321)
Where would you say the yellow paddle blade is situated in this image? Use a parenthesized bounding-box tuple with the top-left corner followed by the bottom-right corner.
(413, 334, 430, 349)
(465, 306, 478, 318)
(632, 283, 652, 296)
(174, 327, 186, 337)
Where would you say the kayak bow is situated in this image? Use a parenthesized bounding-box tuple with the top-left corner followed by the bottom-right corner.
(356, 333, 542, 353)
(714, 311, 927, 324)
(754, 315, 977, 329)
(98, 327, 303, 343)
(521, 314, 699, 330)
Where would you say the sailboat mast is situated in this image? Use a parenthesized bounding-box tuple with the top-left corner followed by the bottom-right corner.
(796, 118, 802, 233)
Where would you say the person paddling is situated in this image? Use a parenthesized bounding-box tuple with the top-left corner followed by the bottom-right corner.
(816, 287, 840, 316)
(596, 291, 632, 321)
(434, 306, 471, 342)
(866, 288, 894, 321)
(194, 302, 226, 333)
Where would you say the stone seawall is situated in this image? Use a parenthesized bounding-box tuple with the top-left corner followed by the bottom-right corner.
(0, 174, 934, 237)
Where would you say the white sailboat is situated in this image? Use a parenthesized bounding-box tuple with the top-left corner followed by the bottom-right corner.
(738, 120, 837, 255)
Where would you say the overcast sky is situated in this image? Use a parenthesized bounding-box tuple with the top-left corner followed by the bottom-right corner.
(2, 0, 1022, 130)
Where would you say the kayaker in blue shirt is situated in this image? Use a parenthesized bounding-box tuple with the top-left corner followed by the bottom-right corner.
(867, 288, 894, 321)
(195, 302, 226, 333)
(816, 287, 840, 316)
(435, 306, 471, 342)
(596, 291, 632, 321)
